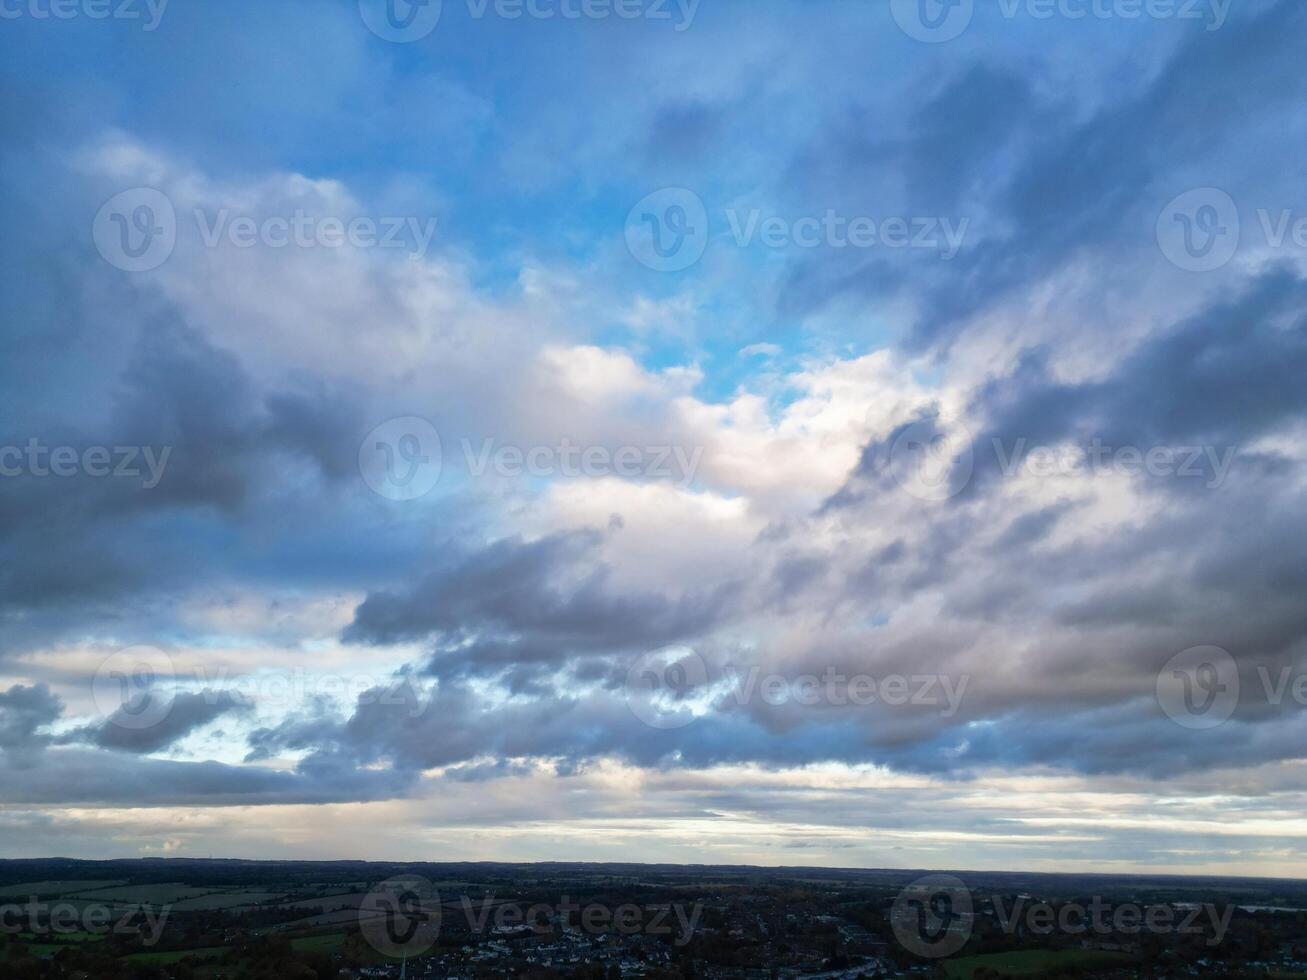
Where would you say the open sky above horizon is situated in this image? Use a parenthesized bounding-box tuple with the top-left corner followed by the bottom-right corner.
(3, 0, 1307, 877)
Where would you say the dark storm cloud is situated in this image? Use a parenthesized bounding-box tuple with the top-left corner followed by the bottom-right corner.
(827, 266, 1307, 515)
(0, 684, 62, 755)
(180, 248, 1307, 788)
(66, 690, 252, 754)
(345, 529, 739, 679)
(1, 0, 1306, 839)
(242, 674, 905, 777)
(106, 321, 366, 513)
(0, 316, 404, 654)
(0, 748, 414, 807)
(969, 265, 1307, 488)
(0, 684, 412, 806)
(778, 0, 1307, 348)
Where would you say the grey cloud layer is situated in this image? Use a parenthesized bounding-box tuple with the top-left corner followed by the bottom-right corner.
(0, 0, 1305, 828)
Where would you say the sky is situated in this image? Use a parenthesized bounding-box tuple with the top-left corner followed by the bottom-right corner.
(2, 0, 1306, 877)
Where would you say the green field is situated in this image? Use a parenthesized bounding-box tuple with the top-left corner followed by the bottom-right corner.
(68, 883, 213, 905)
(16, 931, 107, 943)
(3, 943, 73, 958)
(0, 880, 126, 899)
(170, 889, 287, 911)
(944, 949, 1133, 978)
(290, 932, 347, 954)
(124, 946, 231, 965)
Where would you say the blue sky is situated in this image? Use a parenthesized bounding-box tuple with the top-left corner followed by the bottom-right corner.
(2, 0, 1307, 875)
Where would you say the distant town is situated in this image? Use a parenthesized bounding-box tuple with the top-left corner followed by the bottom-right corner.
(1, 859, 1305, 979)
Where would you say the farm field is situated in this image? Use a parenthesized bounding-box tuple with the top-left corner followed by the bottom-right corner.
(0, 880, 126, 898)
(290, 933, 348, 954)
(943, 949, 1134, 978)
(66, 883, 214, 905)
(124, 945, 231, 964)
(169, 889, 287, 911)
